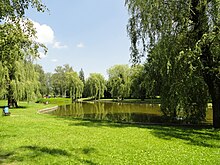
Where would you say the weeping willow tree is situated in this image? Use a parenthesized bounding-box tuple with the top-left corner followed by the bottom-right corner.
(107, 65, 131, 100)
(66, 71, 84, 103)
(125, 0, 220, 127)
(85, 73, 106, 100)
(0, 0, 47, 107)
(7, 60, 41, 105)
(0, 21, 45, 107)
(145, 35, 208, 123)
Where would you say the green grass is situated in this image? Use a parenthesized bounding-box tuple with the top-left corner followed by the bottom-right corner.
(37, 97, 72, 105)
(0, 100, 220, 164)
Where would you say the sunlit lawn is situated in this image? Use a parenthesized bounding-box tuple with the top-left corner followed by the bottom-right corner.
(0, 100, 220, 164)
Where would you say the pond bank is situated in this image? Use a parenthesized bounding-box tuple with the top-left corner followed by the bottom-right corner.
(0, 101, 219, 164)
(37, 106, 59, 114)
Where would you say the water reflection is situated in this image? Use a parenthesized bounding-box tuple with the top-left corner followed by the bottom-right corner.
(50, 102, 163, 123)
(49, 102, 213, 124)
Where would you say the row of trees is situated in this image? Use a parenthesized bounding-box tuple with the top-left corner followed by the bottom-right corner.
(35, 64, 144, 101)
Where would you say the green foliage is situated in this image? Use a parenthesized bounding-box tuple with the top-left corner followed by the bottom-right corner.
(107, 64, 131, 99)
(125, 0, 220, 125)
(51, 64, 84, 100)
(0, 62, 8, 96)
(79, 68, 85, 85)
(130, 65, 146, 100)
(0, 22, 44, 105)
(0, 0, 46, 20)
(145, 36, 209, 123)
(51, 64, 73, 97)
(84, 73, 106, 99)
(66, 71, 84, 101)
(0, 0, 47, 106)
(34, 64, 48, 97)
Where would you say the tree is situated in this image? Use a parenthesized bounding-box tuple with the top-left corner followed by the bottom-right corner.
(107, 65, 131, 100)
(50, 64, 84, 100)
(66, 71, 84, 103)
(79, 68, 86, 97)
(146, 36, 208, 123)
(85, 73, 106, 100)
(79, 68, 85, 85)
(22, 61, 41, 103)
(125, 0, 220, 127)
(0, 21, 45, 107)
(45, 72, 53, 96)
(0, 0, 46, 20)
(51, 66, 66, 97)
(34, 64, 47, 97)
(0, 0, 46, 107)
(130, 65, 146, 100)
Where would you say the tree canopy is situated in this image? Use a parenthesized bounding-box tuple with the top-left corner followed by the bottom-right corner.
(84, 73, 106, 100)
(107, 65, 131, 100)
(125, 0, 220, 127)
(0, 0, 47, 107)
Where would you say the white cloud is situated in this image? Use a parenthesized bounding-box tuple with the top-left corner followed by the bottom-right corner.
(51, 59, 58, 62)
(77, 42, 85, 48)
(53, 41, 68, 49)
(32, 20, 55, 44)
(31, 20, 67, 49)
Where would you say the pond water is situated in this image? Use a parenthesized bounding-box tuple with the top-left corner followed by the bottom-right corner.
(48, 102, 213, 124)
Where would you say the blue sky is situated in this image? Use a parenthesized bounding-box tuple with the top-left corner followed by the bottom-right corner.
(27, 0, 131, 78)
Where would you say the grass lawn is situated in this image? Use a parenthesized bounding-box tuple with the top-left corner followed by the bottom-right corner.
(0, 100, 219, 164)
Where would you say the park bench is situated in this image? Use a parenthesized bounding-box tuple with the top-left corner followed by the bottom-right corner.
(2, 106, 10, 116)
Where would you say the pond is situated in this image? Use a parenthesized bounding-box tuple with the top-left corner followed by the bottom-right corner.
(48, 102, 213, 125)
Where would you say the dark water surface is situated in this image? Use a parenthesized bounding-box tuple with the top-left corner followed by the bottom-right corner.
(48, 102, 213, 124)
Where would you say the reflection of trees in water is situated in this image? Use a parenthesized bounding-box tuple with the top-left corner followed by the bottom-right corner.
(55, 102, 205, 123)
(81, 102, 108, 120)
(71, 103, 84, 118)
(94, 102, 106, 120)
(54, 102, 162, 123)
(53, 103, 84, 118)
(53, 105, 67, 116)
(102, 103, 132, 122)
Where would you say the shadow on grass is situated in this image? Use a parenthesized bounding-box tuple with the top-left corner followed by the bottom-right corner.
(0, 146, 98, 165)
(0, 151, 14, 164)
(21, 145, 71, 156)
(69, 119, 128, 128)
(71, 147, 96, 155)
(67, 118, 220, 148)
(148, 126, 220, 148)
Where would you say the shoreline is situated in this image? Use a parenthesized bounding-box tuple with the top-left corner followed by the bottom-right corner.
(37, 105, 59, 114)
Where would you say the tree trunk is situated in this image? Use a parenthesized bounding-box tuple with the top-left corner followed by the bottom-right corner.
(204, 75, 220, 128)
(8, 97, 18, 108)
(212, 90, 220, 128)
(7, 83, 18, 108)
(201, 45, 220, 128)
(190, 0, 220, 128)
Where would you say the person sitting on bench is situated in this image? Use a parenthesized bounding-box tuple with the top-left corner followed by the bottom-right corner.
(3, 106, 10, 116)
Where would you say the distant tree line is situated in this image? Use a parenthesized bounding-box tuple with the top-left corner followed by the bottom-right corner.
(36, 64, 152, 102)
